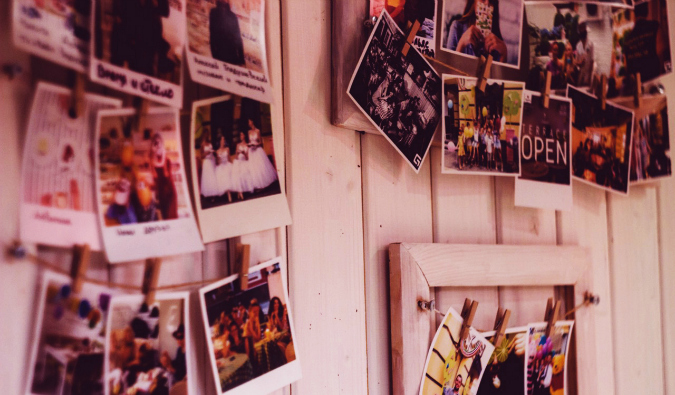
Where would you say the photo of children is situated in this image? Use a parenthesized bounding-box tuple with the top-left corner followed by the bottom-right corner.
(568, 85, 634, 194)
(420, 308, 494, 395)
(369, 0, 438, 57)
(441, 0, 524, 68)
(25, 271, 115, 395)
(442, 75, 525, 176)
(525, 321, 574, 395)
(105, 293, 189, 395)
(199, 258, 301, 395)
(477, 327, 528, 395)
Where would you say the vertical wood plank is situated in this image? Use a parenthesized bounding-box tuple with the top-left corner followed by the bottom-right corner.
(657, 170, 675, 395)
(607, 186, 664, 395)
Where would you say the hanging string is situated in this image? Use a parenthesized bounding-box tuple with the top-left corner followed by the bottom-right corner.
(423, 54, 470, 77)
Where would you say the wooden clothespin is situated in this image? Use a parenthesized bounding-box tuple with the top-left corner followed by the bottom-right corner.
(492, 307, 511, 346)
(544, 297, 560, 338)
(68, 71, 86, 119)
(542, 71, 552, 109)
(401, 20, 421, 56)
(70, 244, 91, 294)
(633, 73, 643, 108)
(133, 97, 150, 132)
(600, 74, 607, 111)
(459, 298, 478, 343)
(235, 244, 251, 290)
(142, 258, 162, 305)
(476, 55, 493, 92)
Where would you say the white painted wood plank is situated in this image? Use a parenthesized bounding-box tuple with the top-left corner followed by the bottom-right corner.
(607, 186, 664, 395)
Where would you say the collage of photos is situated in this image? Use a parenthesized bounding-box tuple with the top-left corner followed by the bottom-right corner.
(567, 85, 634, 194)
(525, 322, 574, 395)
(477, 327, 528, 395)
(442, 76, 525, 176)
(441, 0, 524, 68)
(105, 294, 189, 395)
(96, 107, 203, 262)
(199, 258, 301, 395)
(26, 271, 115, 395)
(348, 10, 442, 173)
(369, 0, 438, 57)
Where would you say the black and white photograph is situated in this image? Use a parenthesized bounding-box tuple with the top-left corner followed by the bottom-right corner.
(348, 9, 442, 173)
(186, 0, 273, 103)
(190, 95, 291, 243)
(90, 0, 185, 107)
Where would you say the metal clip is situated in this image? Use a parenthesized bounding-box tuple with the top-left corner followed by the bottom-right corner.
(418, 299, 435, 312)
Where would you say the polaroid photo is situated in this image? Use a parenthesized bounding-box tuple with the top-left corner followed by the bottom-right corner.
(12, 0, 91, 72)
(441, 74, 525, 176)
(515, 91, 573, 212)
(440, 0, 524, 69)
(525, 321, 574, 395)
(567, 85, 634, 195)
(25, 270, 117, 395)
(420, 307, 495, 395)
(190, 95, 291, 243)
(104, 292, 190, 395)
(369, 0, 439, 58)
(478, 326, 529, 395)
(348, 9, 442, 173)
(20, 82, 122, 251)
(89, 0, 185, 107)
(186, 0, 273, 104)
(524, 0, 632, 7)
(610, 0, 672, 88)
(95, 107, 204, 263)
(199, 257, 301, 395)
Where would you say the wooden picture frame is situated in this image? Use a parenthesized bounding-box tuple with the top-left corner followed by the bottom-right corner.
(389, 243, 599, 395)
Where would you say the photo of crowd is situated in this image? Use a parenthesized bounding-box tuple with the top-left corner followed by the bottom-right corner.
(349, 9, 441, 172)
(192, 95, 280, 210)
(93, 0, 185, 85)
(106, 295, 188, 395)
(568, 85, 634, 194)
(200, 261, 296, 394)
(525, 322, 573, 395)
(441, 0, 524, 68)
(442, 76, 524, 176)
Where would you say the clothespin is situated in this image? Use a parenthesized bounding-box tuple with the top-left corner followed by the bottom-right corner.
(459, 298, 478, 343)
(544, 297, 560, 338)
(142, 257, 162, 305)
(476, 55, 493, 92)
(133, 97, 150, 132)
(235, 244, 251, 290)
(492, 307, 511, 346)
(633, 73, 643, 108)
(600, 74, 607, 111)
(68, 71, 86, 119)
(542, 71, 552, 109)
(401, 20, 421, 56)
(70, 244, 91, 294)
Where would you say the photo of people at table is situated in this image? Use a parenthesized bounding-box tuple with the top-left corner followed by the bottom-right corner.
(201, 262, 296, 393)
(106, 295, 188, 395)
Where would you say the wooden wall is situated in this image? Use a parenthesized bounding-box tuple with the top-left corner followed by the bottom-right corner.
(1, 0, 674, 394)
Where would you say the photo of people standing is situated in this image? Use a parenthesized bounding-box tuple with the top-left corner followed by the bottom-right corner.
(93, 0, 184, 84)
(192, 94, 280, 210)
(568, 85, 634, 194)
(441, 0, 524, 68)
(442, 76, 524, 176)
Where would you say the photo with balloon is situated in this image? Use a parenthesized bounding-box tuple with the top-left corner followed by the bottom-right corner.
(525, 321, 574, 395)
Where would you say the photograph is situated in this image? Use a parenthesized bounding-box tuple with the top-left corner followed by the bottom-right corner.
(105, 293, 189, 395)
(190, 95, 291, 243)
(440, 0, 524, 68)
(90, 0, 185, 107)
(199, 258, 301, 395)
(477, 327, 528, 395)
(609, 0, 672, 95)
(348, 9, 442, 173)
(515, 91, 573, 211)
(20, 82, 121, 251)
(369, 0, 438, 57)
(525, 2, 614, 92)
(13, 0, 92, 71)
(420, 308, 494, 395)
(525, 321, 574, 395)
(186, 0, 273, 103)
(442, 75, 525, 176)
(568, 85, 634, 194)
(25, 271, 116, 395)
(95, 107, 203, 263)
